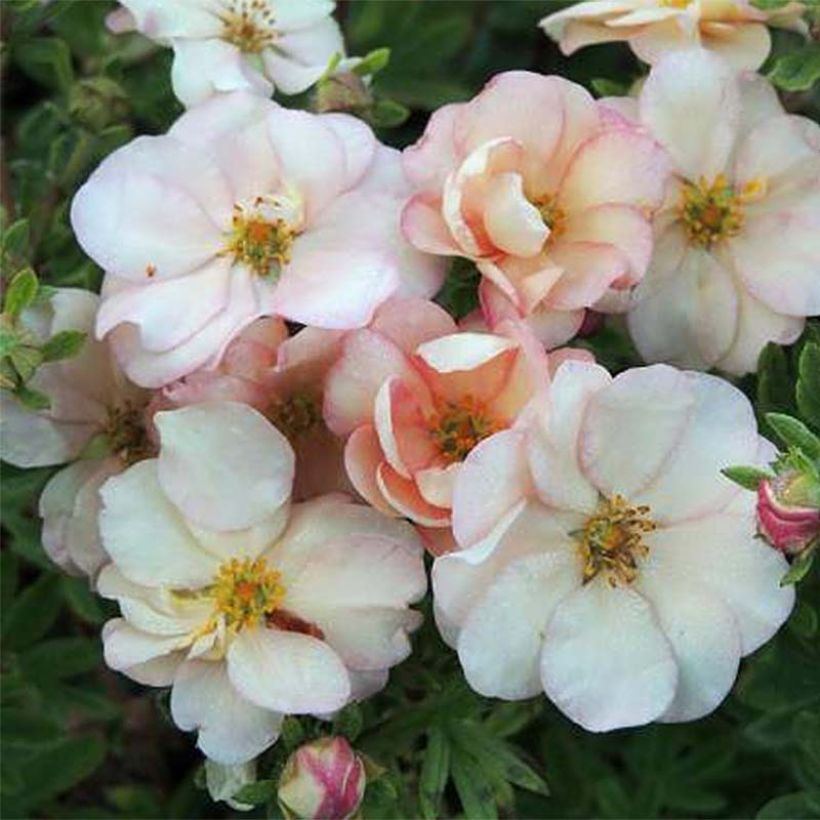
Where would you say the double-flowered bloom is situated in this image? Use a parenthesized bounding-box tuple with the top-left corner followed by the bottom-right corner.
(71, 92, 444, 387)
(435, 361, 794, 730)
(99, 401, 426, 764)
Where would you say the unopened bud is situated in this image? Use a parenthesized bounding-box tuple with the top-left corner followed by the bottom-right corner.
(69, 77, 129, 132)
(757, 471, 820, 555)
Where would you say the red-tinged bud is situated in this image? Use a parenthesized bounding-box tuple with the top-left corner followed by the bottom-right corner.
(757, 473, 820, 555)
(278, 737, 366, 820)
(577, 309, 604, 337)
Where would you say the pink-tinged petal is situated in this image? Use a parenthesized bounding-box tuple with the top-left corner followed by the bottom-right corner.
(71, 135, 230, 281)
(96, 257, 231, 352)
(344, 426, 396, 516)
(227, 628, 351, 715)
(562, 204, 654, 283)
(482, 172, 548, 257)
(321, 113, 377, 190)
(642, 511, 794, 654)
(580, 364, 696, 499)
(403, 103, 465, 192)
(401, 193, 461, 256)
(418, 525, 459, 558)
(701, 21, 771, 71)
(458, 551, 580, 700)
(637, 577, 742, 723)
(376, 379, 438, 477)
(479, 254, 562, 312)
(527, 360, 610, 514)
(99, 460, 219, 588)
(443, 138, 524, 257)
(455, 72, 599, 192)
(545, 242, 632, 311)
(547, 346, 596, 374)
(638, 50, 740, 180)
(628, 243, 740, 370)
(540, 583, 678, 732)
(370, 298, 457, 355)
(558, 129, 670, 214)
(106, 7, 136, 33)
(735, 114, 819, 185)
(377, 463, 450, 526)
(155, 401, 294, 532)
(635, 371, 759, 523)
(171, 39, 271, 108)
(452, 429, 532, 547)
(274, 325, 342, 381)
(415, 464, 460, 510)
(267, 107, 347, 218)
(323, 330, 417, 436)
(171, 660, 283, 765)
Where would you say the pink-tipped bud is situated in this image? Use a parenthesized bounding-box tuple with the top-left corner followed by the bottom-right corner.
(757, 473, 820, 555)
(278, 737, 366, 820)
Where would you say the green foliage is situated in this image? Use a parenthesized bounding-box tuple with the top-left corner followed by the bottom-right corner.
(768, 44, 820, 92)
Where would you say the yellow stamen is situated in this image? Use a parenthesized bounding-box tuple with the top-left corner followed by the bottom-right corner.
(575, 494, 655, 587)
(428, 396, 504, 464)
(267, 393, 322, 442)
(208, 556, 285, 633)
(220, 0, 276, 53)
(224, 202, 295, 277)
(531, 193, 567, 238)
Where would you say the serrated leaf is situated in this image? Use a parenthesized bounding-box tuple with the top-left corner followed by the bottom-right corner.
(768, 44, 820, 92)
(450, 750, 498, 819)
(722, 465, 772, 491)
(232, 780, 278, 806)
(4, 268, 39, 318)
(766, 413, 820, 460)
(781, 546, 816, 586)
(41, 329, 85, 362)
(1, 219, 30, 260)
(419, 727, 450, 820)
(1, 573, 62, 650)
(797, 342, 820, 433)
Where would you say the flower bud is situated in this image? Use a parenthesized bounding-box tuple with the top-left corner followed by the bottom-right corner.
(757, 472, 820, 555)
(278, 737, 365, 820)
(69, 77, 129, 132)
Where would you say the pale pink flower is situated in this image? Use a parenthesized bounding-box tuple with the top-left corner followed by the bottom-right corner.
(110, 0, 344, 106)
(71, 92, 445, 388)
(624, 51, 820, 375)
(0, 289, 151, 577)
(98, 401, 425, 764)
(278, 736, 365, 820)
(436, 360, 794, 731)
(540, 0, 806, 71)
(401, 71, 670, 325)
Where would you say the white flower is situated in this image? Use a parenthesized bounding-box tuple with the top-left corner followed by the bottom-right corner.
(436, 360, 794, 731)
(624, 50, 820, 375)
(98, 401, 426, 764)
(112, 0, 344, 106)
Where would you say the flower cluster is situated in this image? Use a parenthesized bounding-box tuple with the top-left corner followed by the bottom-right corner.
(1, 0, 815, 809)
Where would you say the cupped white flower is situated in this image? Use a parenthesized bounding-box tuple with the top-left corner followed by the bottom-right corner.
(625, 50, 819, 375)
(0, 288, 151, 576)
(438, 360, 794, 731)
(71, 92, 444, 388)
(112, 0, 344, 106)
(98, 401, 426, 764)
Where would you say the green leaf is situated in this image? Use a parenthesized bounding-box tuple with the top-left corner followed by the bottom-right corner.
(3, 268, 39, 318)
(13, 383, 50, 411)
(332, 702, 364, 742)
(591, 77, 630, 97)
(61, 576, 106, 624)
(369, 98, 410, 128)
(757, 342, 796, 419)
(9, 344, 43, 382)
(0, 708, 62, 750)
(1, 219, 30, 261)
(20, 637, 101, 682)
(14, 37, 74, 93)
(353, 47, 391, 76)
(768, 44, 820, 92)
(19, 735, 106, 804)
(781, 546, 816, 586)
(766, 413, 820, 460)
(757, 791, 820, 819)
(450, 750, 498, 820)
(40, 329, 86, 362)
(797, 342, 820, 432)
(1, 573, 62, 651)
(722, 465, 772, 491)
(419, 727, 450, 820)
(232, 780, 278, 806)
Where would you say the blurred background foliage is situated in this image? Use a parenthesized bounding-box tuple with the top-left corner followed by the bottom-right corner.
(1, 0, 819, 818)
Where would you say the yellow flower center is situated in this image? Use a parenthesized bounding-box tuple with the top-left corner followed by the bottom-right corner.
(224, 198, 297, 278)
(428, 397, 504, 464)
(220, 0, 276, 53)
(680, 174, 766, 248)
(660, 0, 691, 8)
(105, 403, 153, 466)
(267, 393, 322, 442)
(210, 557, 285, 633)
(575, 494, 655, 587)
(531, 193, 566, 238)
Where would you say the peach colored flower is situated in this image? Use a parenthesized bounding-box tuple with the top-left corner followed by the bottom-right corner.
(401, 71, 670, 325)
(72, 92, 445, 388)
(436, 360, 793, 731)
(624, 51, 820, 375)
(540, 0, 806, 71)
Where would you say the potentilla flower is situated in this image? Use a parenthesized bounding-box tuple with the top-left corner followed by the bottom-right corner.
(401, 71, 670, 324)
(436, 360, 794, 730)
(0, 288, 151, 577)
(625, 51, 820, 376)
(540, 0, 806, 71)
(71, 92, 445, 388)
(278, 736, 366, 820)
(109, 0, 344, 106)
(757, 472, 820, 555)
(98, 401, 425, 764)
